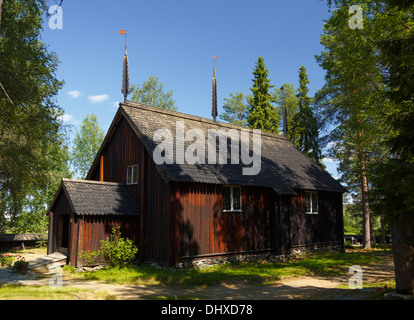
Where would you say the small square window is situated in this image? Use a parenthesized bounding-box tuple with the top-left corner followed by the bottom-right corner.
(223, 186, 242, 212)
(126, 165, 138, 185)
(305, 191, 318, 214)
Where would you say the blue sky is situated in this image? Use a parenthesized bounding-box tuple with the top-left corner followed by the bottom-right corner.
(41, 0, 339, 178)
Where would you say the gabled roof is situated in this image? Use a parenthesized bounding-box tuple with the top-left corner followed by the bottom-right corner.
(88, 101, 346, 195)
(49, 179, 140, 216)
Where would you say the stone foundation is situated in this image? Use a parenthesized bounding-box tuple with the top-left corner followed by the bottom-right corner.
(175, 244, 344, 269)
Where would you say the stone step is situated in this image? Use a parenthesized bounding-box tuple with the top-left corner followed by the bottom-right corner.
(28, 252, 67, 273)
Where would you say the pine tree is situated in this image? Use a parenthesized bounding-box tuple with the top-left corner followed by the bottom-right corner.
(291, 66, 322, 165)
(247, 57, 280, 134)
(315, 2, 383, 249)
(219, 92, 249, 127)
(319, 0, 414, 295)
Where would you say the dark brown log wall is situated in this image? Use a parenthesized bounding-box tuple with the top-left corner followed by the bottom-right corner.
(170, 182, 272, 263)
(271, 194, 292, 255)
(140, 144, 171, 264)
(72, 214, 139, 267)
(290, 190, 343, 249)
(88, 115, 171, 264)
(90, 116, 142, 203)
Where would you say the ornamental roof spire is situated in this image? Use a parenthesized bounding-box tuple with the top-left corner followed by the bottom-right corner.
(121, 30, 130, 102)
(212, 55, 218, 122)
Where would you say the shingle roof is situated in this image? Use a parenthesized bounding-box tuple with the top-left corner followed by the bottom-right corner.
(0, 234, 46, 242)
(119, 101, 346, 195)
(59, 179, 139, 216)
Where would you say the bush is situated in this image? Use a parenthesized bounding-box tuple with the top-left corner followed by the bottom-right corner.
(100, 226, 138, 268)
(0, 254, 14, 268)
(79, 249, 104, 267)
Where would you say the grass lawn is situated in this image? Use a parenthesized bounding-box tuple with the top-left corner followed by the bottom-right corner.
(0, 246, 393, 300)
(0, 284, 114, 300)
(62, 246, 393, 287)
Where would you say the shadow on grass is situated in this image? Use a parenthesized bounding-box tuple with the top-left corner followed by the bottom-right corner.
(64, 248, 392, 288)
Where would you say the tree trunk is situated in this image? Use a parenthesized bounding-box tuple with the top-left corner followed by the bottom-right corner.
(0, 179, 6, 233)
(371, 213, 377, 246)
(392, 212, 414, 295)
(358, 131, 372, 249)
(380, 214, 386, 244)
(361, 178, 371, 248)
(359, 175, 372, 249)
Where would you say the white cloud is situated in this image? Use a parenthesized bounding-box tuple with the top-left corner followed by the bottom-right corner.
(88, 94, 109, 104)
(59, 113, 79, 124)
(67, 90, 83, 98)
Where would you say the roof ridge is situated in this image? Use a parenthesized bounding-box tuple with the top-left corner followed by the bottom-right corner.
(120, 101, 289, 141)
(62, 178, 124, 186)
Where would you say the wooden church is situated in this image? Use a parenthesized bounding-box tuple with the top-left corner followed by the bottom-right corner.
(47, 39, 346, 267)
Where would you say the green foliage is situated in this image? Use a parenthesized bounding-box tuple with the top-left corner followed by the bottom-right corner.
(71, 114, 104, 179)
(0, 0, 70, 233)
(130, 75, 177, 111)
(370, 159, 414, 222)
(0, 253, 14, 267)
(272, 83, 299, 134)
(219, 92, 250, 127)
(11, 256, 28, 272)
(100, 226, 138, 268)
(78, 227, 138, 268)
(35, 239, 47, 248)
(0, 283, 108, 300)
(371, 2, 414, 222)
(291, 66, 322, 166)
(248, 57, 280, 134)
(343, 202, 363, 235)
(79, 249, 104, 267)
(315, 1, 387, 237)
(320, 0, 414, 226)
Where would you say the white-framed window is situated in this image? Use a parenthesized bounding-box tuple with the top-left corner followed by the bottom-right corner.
(223, 185, 242, 212)
(305, 191, 318, 214)
(126, 165, 139, 185)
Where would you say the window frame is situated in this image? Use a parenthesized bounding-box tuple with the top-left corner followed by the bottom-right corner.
(223, 185, 242, 212)
(305, 191, 318, 214)
(126, 165, 139, 185)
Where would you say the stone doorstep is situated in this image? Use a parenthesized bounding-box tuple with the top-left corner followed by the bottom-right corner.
(384, 292, 414, 300)
(30, 261, 66, 274)
(28, 252, 67, 273)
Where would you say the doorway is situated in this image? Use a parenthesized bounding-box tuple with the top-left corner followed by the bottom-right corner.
(58, 214, 69, 255)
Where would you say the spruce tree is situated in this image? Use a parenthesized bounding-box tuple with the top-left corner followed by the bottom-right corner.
(247, 57, 280, 134)
(291, 66, 322, 165)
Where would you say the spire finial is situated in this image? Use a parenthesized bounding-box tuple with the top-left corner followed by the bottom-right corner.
(121, 30, 130, 103)
(212, 55, 218, 122)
